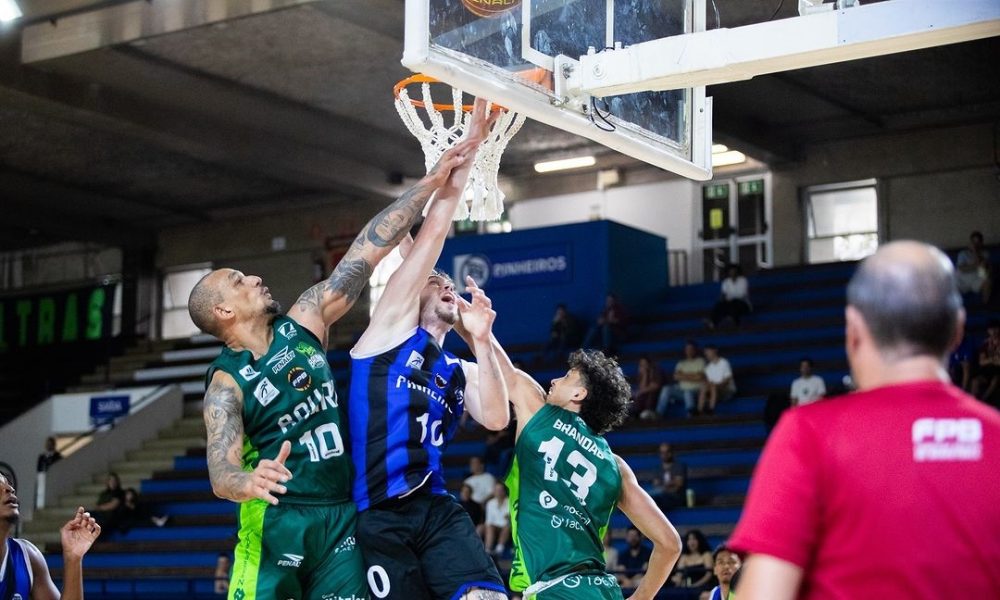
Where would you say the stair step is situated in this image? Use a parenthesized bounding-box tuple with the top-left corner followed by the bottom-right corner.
(125, 448, 187, 462)
(143, 437, 204, 451)
(109, 459, 175, 474)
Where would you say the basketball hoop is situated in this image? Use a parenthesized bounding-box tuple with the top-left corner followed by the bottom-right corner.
(394, 74, 525, 222)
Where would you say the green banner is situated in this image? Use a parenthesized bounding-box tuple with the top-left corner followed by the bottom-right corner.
(0, 284, 116, 352)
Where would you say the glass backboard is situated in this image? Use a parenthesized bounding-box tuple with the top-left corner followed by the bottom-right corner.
(403, 0, 713, 180)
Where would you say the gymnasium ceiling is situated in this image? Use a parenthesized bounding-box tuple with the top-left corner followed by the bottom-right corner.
(1, 0, 998, 251)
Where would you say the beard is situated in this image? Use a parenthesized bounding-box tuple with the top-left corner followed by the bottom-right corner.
(435, 304, 458, 325)
(265, 300, 281, 317)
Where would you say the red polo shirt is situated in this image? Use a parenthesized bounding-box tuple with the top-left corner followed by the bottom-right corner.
(730, 381, 1000, 599)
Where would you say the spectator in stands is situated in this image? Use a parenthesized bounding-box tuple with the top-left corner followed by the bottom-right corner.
(955, 230, 992, 304)
(484, 418, 515, 472)
(119, 488, 168, 533)
(540, 303, 581, 364)
(214, 553, 231, 595)
(949, 330, 976, 392)
(463, 456, 496, 506)
(92, 472, 125, 533)
(603, 531, 621, 574)
(651, 442, 687, 512)
(731, 241, 1000, 599)
(707, 265, 752, 329)
(971, 319, 1000, 402)
(483, 482, 511, 557)
(658, 340, 707, 417)
(632, 355, 665, 420)
(698, 345, 735, 415)
(671, 529, 714, 590)
(582, 293, 629, 355)
(458, 483, 485, 538)
(789, 358, 826, 406)
(618, 526, 652, 588)
(36, 436, 62, 473)
(706, 544, 742, 600)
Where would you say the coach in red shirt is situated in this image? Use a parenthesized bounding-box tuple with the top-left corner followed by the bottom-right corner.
(730, 241, 1000, 599)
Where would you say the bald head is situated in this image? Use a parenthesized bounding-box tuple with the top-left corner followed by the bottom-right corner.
(847, 241, 962, 359)
(188, 271, 224, 337)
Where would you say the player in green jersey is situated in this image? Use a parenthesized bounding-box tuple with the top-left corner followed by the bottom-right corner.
(456, 282, 681, 600)
(185, 132, 488, 600)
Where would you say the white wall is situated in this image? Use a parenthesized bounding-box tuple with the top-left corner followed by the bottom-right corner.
(508, 178, 701, 280)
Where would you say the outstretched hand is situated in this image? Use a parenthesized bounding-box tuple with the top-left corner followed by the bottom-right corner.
(421, 98, 502, 190)
(61, 507, 100, 560)
(457, 276, 497, 342)
(248, 440, 293, 506)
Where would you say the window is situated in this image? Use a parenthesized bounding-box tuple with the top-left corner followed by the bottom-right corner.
(161, 265, 212, 339)
(805, 180, 879, 264)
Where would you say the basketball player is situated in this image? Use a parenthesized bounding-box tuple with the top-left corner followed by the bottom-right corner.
(1, 473, 101, 600)
(454, 283, 681, 600)
(347, 99, 509, 600)
(187, 126, 490, 599)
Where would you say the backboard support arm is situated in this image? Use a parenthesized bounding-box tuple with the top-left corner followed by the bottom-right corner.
(578, 0, 1000, 97)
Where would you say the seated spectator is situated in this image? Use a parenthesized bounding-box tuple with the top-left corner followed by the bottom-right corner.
(540, 303, 581, 364)
(955, 231, 992, 304)
(971, 320, 1000, 403)
(463, 456, 496, 505)
(657, 340, 707, 417)
(706, 544, 742, 600)
(484, 418, 515, 473)
(632, 355, 665, 420)
(950, 331, 976, 392)
(214, 553, 231, 595)
(36, 436, 62, 473)
(790, 358, 826, 406)
(119, 488, 168, 533)
(458, 483, 485, 538)
(651, 442, 687, 512)
(698, 345, 735, 415)
(603, 531, 620, 574)
(582, 293, 629, 355)
(92, 472, 125, 532)
(707, 265, 752, 329)
(483, 482, 511, 556)
(618, 527, 652, 589)
(671, 529, 714, 589)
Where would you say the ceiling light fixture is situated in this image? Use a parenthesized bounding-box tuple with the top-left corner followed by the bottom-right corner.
(712, 150, 747, 168)
(0, 0, 22, 22)
(534, 155, 596, 173)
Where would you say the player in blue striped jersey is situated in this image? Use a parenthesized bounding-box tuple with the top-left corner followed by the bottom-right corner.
(348, 100, 510, 600)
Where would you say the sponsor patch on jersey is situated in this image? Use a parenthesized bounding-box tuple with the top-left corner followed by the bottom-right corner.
(912, 417, 982, 461)
(308, 353, 326, 370)
(288, 367, 312, 391)
(238, 365, 260, 381)
(278, 322, 298, 339)
(434, 373, 448, 388)
(277, 553, 303, 568)
(539, 490, 558, 509)
(254, 377, 279, 407)
(295, 341, 316, 357)
(266, 345, 295, 374)
(405, 350, 425, 369)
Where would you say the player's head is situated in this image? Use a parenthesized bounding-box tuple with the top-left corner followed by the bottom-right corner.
(846, 241, 963, 370)
(419, 268, 458, 328)
(546, 350, 631, 435)
(0, 473, 18, 525)
(713, 544, 742, 586)
(188, 268, 280, 337)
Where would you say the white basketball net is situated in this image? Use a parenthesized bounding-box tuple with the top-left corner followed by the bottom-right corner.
(395, 82, 525, 221)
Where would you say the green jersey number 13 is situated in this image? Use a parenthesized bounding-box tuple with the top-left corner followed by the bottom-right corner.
(538, 436, 598, 505)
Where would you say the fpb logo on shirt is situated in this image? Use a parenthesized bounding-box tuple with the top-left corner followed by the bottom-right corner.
(912, 417, 983, 462)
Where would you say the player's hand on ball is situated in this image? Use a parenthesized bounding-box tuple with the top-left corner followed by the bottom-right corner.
(250, 440, 293, 505)
(61, 507, 100, 559)
(457, 276, 496, 341)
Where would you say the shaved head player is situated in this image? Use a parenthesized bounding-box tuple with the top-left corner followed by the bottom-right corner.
(187, 137, 485, 600)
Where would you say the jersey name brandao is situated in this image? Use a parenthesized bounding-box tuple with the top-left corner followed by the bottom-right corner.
(552, 418, 606, 460)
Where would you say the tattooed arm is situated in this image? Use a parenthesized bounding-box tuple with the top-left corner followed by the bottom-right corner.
(289, 144, 476, 344)
(204, 370, 292, 504)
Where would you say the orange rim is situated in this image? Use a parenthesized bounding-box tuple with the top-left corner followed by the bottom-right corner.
(394, 74, 512, 112)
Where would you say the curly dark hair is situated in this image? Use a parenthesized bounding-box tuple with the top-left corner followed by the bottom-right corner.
(568, 349, 631, 435)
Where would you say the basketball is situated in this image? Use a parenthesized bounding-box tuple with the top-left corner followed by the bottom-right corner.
(461, 0, 521, 19)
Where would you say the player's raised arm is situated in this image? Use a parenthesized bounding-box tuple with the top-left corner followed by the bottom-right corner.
(455, 277, 509, 431)
(353, 99, 498, 354)
(615, 454, 682, 600)
(288, 139, 475, 344)
(203, 370, 292, 504)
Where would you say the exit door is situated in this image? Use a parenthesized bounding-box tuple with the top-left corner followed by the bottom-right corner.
(698, 174, 772, 281)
